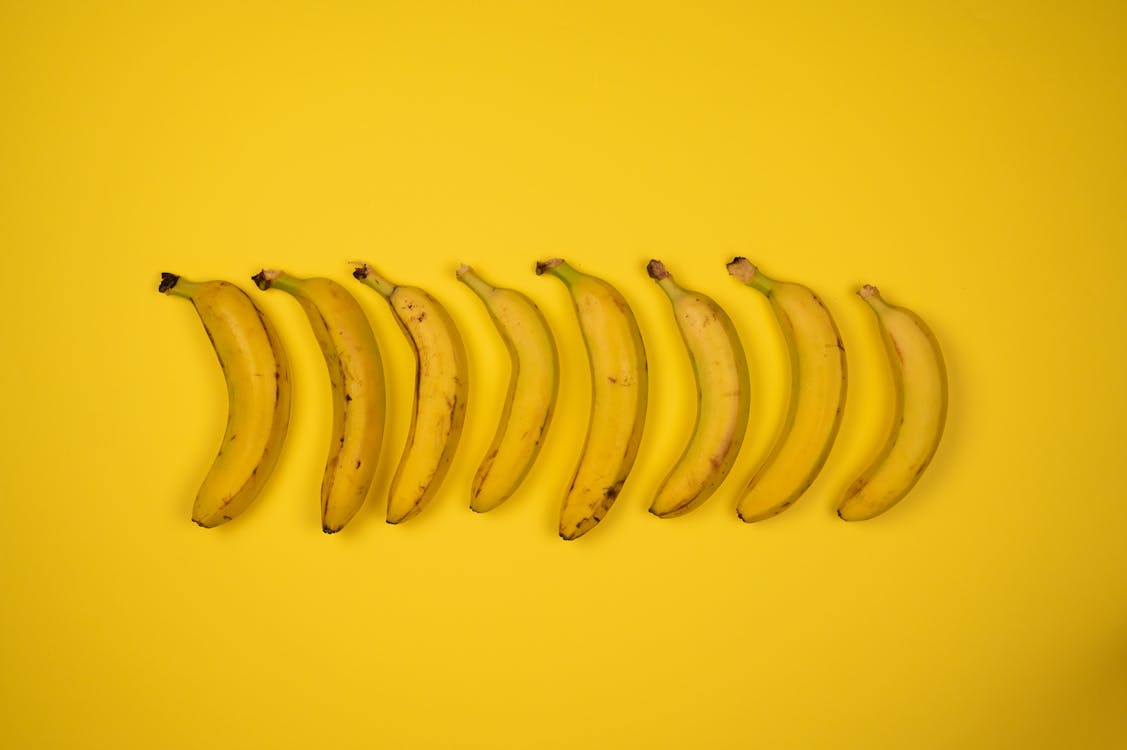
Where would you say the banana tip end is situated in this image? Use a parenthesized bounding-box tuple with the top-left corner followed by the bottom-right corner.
(858, 284, 880, 299)
(726, 257, 757, 282)
(535, 258, 563, 275)
(646, 259, 669, 280)
(158, 272, 179, 293)
(252, 269, 281, 290)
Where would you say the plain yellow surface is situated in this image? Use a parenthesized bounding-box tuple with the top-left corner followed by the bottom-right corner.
(2, 1, 1126, 747)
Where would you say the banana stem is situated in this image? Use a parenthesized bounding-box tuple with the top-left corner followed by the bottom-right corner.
(159, 273, 201, 298)
(859, 284, 891, 313)
(535, 257, 580, 286)
(727, 257, 776, 296)
(252, 268, 306, 295)
(647, 259, 685, 300)
(456, 264, 495, 299)
(352, 263, 396, 298)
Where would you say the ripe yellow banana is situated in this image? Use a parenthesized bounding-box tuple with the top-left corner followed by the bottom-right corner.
(457, 264, 558, 513)
(647, 260, 750, 517)
(353, 263, 468, 524)
(837, 285, 947, 521)
(727, 258, 847, 521)
(537, 258, 647, 540)
(159, 273, 291, 527)
(253, 269, 385, 533)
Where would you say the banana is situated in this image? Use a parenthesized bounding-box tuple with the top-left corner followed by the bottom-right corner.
(457, 264, 558, 513)
(353, 263, 468, 523)
(252, 269, 385, 533)
(647, 260, 750, 517)
(537, 258, 647, 540)
(837, 285, 947, 521)
(159, 273, 291, 527)
(727, 258, 847, 521)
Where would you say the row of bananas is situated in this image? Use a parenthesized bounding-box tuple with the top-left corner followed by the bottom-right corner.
(158, 257, 947, 539)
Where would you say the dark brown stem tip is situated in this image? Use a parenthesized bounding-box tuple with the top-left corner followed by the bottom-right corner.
(726, 256, 757, 282)
(646, 259, 669, 280)
(858, 284, 880, 299)
(252, 269, 284, 290)
(158, 272, 179, 293)
(352, 264, 370, 280)
(535, 258, 563, 275)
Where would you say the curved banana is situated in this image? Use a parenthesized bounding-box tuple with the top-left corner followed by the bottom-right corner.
(353, 263, 468, 524)
(647, 260, 750, 517)
(457, 264, 558, 513)
(159, 273, 291, 527)
(253, 269, 385, 533)
(537, 258, 647, 540)
(727, 258, 847, 521)
(837, 285, 947, 521)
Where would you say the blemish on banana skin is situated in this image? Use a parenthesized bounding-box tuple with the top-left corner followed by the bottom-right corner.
(559, 482, 624, 540)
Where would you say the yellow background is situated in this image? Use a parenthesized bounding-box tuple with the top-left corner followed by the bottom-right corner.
(2, 1, 1126, 747)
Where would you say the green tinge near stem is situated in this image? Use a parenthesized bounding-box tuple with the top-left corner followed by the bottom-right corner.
(536, 257, 580, 285)
(746, 271, 776, 296)
(166, 279, 198, 298)
(252, 269, 306, 296)
(726, 257, 777, 297)
(353, 264, 396, 297)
